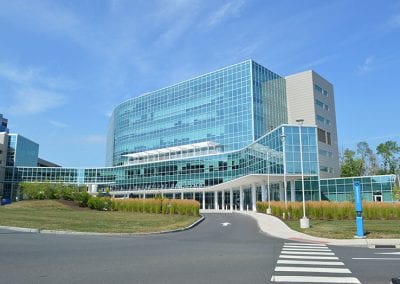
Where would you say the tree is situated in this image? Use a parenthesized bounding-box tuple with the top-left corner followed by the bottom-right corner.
(356, 141, 379, 175)
(340, 149, 364, 177)
(376, 141, 400, 174)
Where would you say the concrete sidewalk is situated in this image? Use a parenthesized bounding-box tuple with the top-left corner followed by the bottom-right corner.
(241, 211, 400, 247)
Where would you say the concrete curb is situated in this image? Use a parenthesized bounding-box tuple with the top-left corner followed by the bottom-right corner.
(240, 212, 400, 247)
(0, 215, 205, 237)
(0, 225, 39, 233)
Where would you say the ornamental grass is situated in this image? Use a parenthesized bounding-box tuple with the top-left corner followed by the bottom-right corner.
(256, 201, 400, 220)
(112, 198, 200, 216)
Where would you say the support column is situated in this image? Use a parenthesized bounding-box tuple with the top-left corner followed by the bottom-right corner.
(222, 191, 225, 210)
(261, 184, 267, 202)
(202, 191, 205, 210)
(230, 188, 233, 211)
(251, 184, 257, 211)
(279, 183, 284, 201)
(143, 193, 146, 199)
(181, 192, 184, 200)
(193, 192, 195, 200)
(239, 186, 244, 211)
(173, 192, 176, 199)
(290, 180, 296, 202)
(214, 191, 218, 210)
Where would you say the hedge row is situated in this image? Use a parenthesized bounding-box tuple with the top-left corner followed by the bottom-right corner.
(19, 182, 90, 207)
(111, 198, 200, 216)
(256, 201, 400, 220)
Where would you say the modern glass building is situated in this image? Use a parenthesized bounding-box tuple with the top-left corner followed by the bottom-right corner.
(6, 134, 39, 167)
(0, 114, 8, 132)
(1, 61, 398, 209)
(107, 61, 287, 166)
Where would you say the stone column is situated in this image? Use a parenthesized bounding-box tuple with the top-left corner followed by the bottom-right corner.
(251, 184, 257, 211)
(290, 180, 296, 202)
(202, 191, 205, 210)
(222, 191, 225, 210)
(261, 183, 267, 202)
(214, 191, 218, 210)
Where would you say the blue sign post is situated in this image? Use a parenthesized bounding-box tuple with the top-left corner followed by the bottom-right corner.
(354, 182, 365, 238)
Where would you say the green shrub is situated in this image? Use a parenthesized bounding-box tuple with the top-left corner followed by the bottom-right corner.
(74, 191, 91, 207)
(88, 197, 112, 211)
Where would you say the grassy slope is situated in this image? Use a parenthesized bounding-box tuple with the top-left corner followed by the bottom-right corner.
(0, 200, 199, 233)
(285, 219, 400, 239)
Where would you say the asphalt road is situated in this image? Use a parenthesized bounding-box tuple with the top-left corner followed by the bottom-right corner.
(1, 213, 399, 284)
(0, 213, 284, 284)
(334, 245, 400, 284)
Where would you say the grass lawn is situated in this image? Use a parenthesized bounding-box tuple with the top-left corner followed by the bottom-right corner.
(0, 200, 200, 233)
(285, 219, 400, 239)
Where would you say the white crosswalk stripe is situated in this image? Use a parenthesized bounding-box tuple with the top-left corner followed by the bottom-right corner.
(270, 242, 361, 283)
(277, 260, 345, 266)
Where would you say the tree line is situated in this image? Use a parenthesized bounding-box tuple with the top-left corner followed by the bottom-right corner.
(340, 140, 400, 177)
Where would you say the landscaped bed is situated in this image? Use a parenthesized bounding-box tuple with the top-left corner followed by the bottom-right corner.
(257, 201, 400, 239)
(284, 219, 400, 239)
(0, 200, 200, 234)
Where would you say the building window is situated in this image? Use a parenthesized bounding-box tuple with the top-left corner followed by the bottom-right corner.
(318, 128, 326, 143)
(314, 84, 323, 93)
(319, 149, 333, 158)
(318, 128, 332, 145)
(323, 90, 328, 97)
(327, 132, 331, 145)
(315, 99, 329, 111)
(315, 99, 324, 108)
(316, 114, 331, 126)
(320, 166, 333, 173)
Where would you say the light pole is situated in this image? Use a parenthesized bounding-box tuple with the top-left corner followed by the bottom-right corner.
(267, 151, 271, 214)
(296, 119, 309, 228)
(281, 129, 288, 208)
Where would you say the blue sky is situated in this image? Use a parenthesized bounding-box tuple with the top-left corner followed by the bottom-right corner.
(0, 0, 399, 167)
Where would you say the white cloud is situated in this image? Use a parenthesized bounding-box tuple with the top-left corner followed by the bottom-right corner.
(356, 56, 375, 75)
(207, 0, 245, 27)
(9, 88, 66, 115)
(82, 135, 106, 144)
(0, 63, 74, 90)
(49, 120, 68, 128)
(153, 1, 201, 47)
(297, 54, 339, 71)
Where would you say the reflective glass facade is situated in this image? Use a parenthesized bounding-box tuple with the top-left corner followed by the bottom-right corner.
(107, 60, 287, 166)
(6, 134, 39, 167)
(2, 61, 396, 204)
(320, 175, 397, 202)
(6, 125, 318, 191)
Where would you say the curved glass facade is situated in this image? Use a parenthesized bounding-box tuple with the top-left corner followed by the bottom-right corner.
(107, 60, 287, 166)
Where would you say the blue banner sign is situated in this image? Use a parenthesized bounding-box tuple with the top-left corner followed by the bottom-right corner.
(354, 181, 364, 237)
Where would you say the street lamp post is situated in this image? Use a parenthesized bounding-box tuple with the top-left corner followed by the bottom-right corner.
(296, 119, 310, 229)
(281, 129, 288, 208)
(267, 151, 271, 214)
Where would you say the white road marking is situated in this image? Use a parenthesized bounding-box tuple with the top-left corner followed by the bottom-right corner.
(352, 257, 400, 260)
(275, 266, 351, 273)
(220, 222, 230, 226)
(375, 252, 400, 255)
(270, 275, 361, 283)
(280, 255, 339, 260)
(284, 245, 331, 249)
(281, 251, 334, 255)
(285, 242, 327, 247)
(277, 260, 344, 266)
(282, 248, 331, 252)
